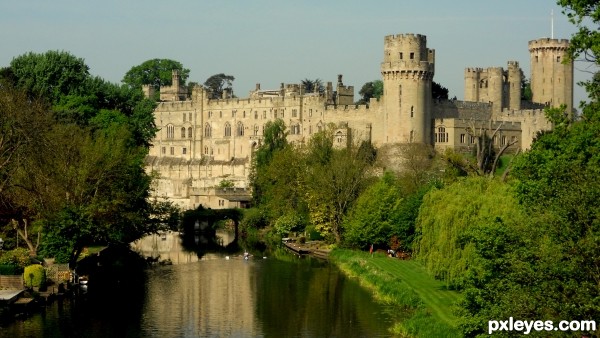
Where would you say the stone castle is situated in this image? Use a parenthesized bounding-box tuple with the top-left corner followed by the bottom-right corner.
(145, 33, 573, 210)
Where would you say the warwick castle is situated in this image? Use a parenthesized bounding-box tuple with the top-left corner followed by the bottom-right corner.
(145, 33, 573, 210)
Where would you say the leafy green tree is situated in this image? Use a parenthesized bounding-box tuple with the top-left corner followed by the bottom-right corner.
(122, 58, 190, 97)
(342, 172, 402, 249)
(432, 81, 449, 100)
(204, 73, 235, 99)
(304, 147, 370, 243)
(301, 78, 324, 94)
(9, 50, 90, 103)
(357, 80, 383, 104)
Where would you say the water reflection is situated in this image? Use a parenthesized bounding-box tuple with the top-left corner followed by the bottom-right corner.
(1, 232, 398, 337)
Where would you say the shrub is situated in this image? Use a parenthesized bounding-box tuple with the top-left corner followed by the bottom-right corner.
(24, 264, 46, 288)
(0, 264, 22, 275)
(0, 247, 31, 269)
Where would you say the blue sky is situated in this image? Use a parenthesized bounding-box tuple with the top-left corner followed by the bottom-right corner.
(0, 0, 591, 105)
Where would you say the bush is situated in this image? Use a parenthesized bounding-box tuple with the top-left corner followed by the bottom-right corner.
(274, 213, 305, 236)
(24, 264, 46, 288)
(0, 247, 31, 268)
(0, 264, 22, 275)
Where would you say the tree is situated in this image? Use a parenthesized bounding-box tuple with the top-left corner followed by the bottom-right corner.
(204, 73, 235, 99)
(9, 50, 90, 103)
(357, 80, 383, 104)
(304, 147, 370, 243)
(301, 78, 324, 94)
(122, 58, 190, 97)
(432, 81, 449, 100)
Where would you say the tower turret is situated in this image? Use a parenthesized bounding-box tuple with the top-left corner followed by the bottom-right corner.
(528, 38, 573, 114)
(507, 61, 522, 110)
(381, 33, 435, 144)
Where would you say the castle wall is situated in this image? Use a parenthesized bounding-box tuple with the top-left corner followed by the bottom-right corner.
(146, 33, 569, 210)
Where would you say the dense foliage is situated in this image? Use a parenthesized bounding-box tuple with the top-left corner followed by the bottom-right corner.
(0, 50, 167, 266)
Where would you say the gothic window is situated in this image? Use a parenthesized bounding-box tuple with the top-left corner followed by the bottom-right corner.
(253, 124, 259, 136)
(188, 127, 193, 138)
(237, 122, 244, 136)
(436, 127, 448, 143)
(204, 123, 211, 137)
(166, 124, 174, 139)
(181, 127, 186, 138)
(225, 122, 231, 137)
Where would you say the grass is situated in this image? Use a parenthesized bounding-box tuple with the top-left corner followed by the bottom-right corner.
(330, 249, 462, 337)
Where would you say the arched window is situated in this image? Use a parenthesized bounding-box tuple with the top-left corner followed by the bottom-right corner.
(204, 123, 211, 137)
(237, 122, 244, 136)
(336, 131, 343, 143)
(436, 126, 448, 143)
(181, 127, 186, 138)
(225, 122, 231, 137)
(166, 124, 174, 139)
(188, 127, 193, 138)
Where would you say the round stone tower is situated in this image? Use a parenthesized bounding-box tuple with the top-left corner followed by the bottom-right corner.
(464, 68, 482, 102)
(528, 38, 573, 114)
(381, 33, 435, 144)
(507, 61, 522, 110)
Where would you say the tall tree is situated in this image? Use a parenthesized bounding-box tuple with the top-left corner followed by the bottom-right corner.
(301, 78, 324, 94)
(204, 73, 235, 99)
(357, 80, 383, 104)
(9, 50, 90, 103)
(122, 58, 190, 96)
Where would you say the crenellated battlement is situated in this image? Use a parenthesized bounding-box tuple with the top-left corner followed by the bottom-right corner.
(528, 38, 569, 50)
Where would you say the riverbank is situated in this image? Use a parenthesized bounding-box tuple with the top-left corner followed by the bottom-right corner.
(330, 248, 462, 337)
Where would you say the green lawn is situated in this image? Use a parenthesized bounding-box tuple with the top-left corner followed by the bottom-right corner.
(331, 249, 462, 337)
(369, 257, 461, 326)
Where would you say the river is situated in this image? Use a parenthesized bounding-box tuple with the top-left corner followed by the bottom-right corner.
(0, 231, 400, 337)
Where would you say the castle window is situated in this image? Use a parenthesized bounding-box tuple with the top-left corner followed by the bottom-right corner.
(501, 135, 507, 146)
(170, 147, 174, 155)
(410, 52, 414, 60)
(219, 111, 223, 118)
(309, 109, 313, 117)
(166, 124, 175, 139)
(336, 131, 343, 143)
(253, 124, 259, 136)
(225, 122, 231, 137)
(204, 146, 208, 155)
(189, 112, 192, 121)
(182, 147, 187, 155)
(460, 134, 466, 144)
(232, 111, 236, 118)
(309, 125, 313, 134)
(292, 109, 297, 118)
(400, 52, 403, 60)
(188, 127, 193, 138)
(535, 55, 539, 62)
(161, 147, 166, 154)
(281, 111, 285, 118)
(181, 127, 186, 138)
(470, 136, 476, 144)
(204, 123, 212, 137)
(254, 111, 258, 119)
(291, 124, 300, 135)
(243, 111, 246, 118)
(436, 127, 448, 143)
(263, 111, 267, 119)
(208, 111, 212, 118)
(557, 56, 560, 62)
(183, 113, 186, 122)
(237, 122, 244, 136)
(274, 110, 277, 119)
(411, 106, 414, 118)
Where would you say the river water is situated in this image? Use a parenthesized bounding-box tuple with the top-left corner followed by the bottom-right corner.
(0, 232, 399, 337)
